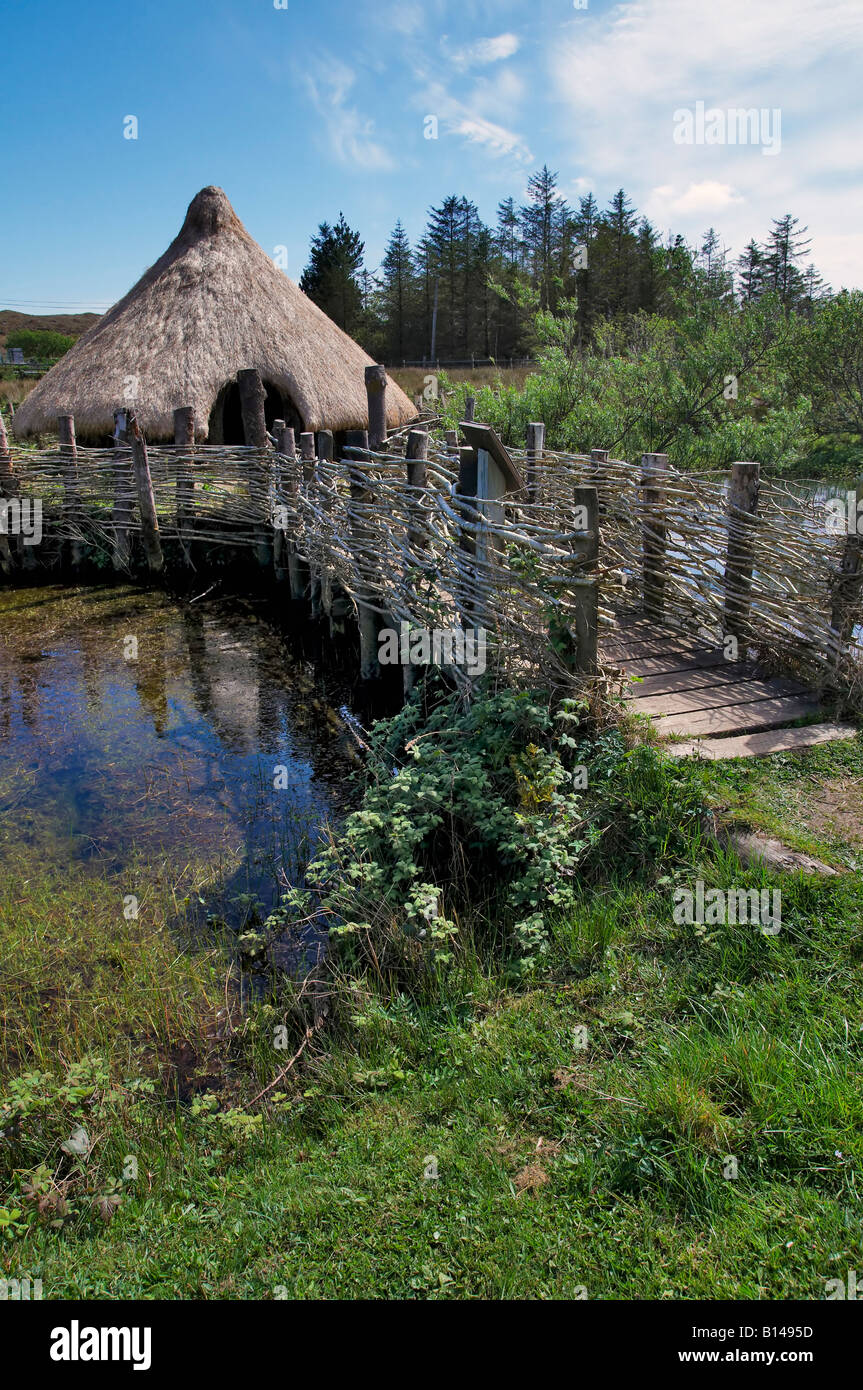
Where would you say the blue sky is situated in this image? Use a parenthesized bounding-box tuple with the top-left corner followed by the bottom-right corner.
(3, 0, 862, 312)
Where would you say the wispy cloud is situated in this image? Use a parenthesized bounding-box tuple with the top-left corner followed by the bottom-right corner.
(449, 33, 520, 69)
(301, 58, 395, 173)
(549, 0, 863, 285)
(649, 182, 744, 217)
(447, 113, 531, 161)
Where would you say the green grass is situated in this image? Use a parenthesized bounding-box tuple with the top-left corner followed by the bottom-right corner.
(3, 732, 863, 1300)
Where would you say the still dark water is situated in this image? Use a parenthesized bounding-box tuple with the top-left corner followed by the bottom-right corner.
(0, 585, 356, 961)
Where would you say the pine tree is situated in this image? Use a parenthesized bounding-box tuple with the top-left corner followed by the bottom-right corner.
(736, 240, 764, 303)
(299, 213, 365, 335)
(763, 214, 812, 313)
(520, 166, 567, 310)
(379, 220, 416, 363)
(598, 188, 639, 316)
(636, 218, 660, 314)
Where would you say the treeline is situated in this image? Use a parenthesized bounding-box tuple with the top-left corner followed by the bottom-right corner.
(298, 166, 829, 363)
(4, 328, 76, 360)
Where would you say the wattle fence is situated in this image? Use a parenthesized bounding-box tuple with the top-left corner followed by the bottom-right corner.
(2, 415, 862, 708)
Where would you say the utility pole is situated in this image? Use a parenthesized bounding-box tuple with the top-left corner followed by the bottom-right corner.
(430, 276, 439, 364)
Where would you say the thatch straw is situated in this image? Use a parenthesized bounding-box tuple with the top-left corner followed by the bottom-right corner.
(12, 186, 416, 442)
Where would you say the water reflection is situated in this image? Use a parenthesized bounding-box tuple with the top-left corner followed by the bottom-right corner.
(0, 585, 356, 953)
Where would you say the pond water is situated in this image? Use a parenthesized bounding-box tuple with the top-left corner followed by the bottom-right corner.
(0, 585, 358, 969)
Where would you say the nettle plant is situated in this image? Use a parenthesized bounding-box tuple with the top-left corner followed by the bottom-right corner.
(270, 685, 601, 973)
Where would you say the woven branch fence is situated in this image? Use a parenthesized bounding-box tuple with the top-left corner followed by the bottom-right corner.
(2, 434, 862, 706)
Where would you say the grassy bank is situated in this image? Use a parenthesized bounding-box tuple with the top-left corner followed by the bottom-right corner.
(2, 688, 862, 1300)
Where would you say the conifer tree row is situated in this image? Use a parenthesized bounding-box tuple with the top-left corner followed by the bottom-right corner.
(297, 170, 828, 362)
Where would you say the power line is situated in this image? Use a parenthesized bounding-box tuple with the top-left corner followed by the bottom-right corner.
(0, 298, 110, 310)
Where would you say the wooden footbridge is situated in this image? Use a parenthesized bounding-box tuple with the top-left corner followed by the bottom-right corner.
(1, 369, 861, 760)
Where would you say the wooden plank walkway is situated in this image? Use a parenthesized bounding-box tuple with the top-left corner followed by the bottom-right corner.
(600, 620, 857, 761)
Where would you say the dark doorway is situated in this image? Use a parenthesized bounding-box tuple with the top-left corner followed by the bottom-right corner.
(208, 380, 303, 443)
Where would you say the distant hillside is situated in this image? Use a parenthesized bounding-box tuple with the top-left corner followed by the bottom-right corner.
(0, 309, 101, 347)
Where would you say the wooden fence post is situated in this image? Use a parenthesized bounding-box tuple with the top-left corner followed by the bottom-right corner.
(570, 484, 599, 675)
(278, 426, 305, 600)
(298, 431, 317, 608)
(590, 448, 609, 517)
(271, 418, 286, 582)
(346, 428, 382, 679)
(526, 421, 545, 503)
(174, 405, 195, 569)
(456, 444, 483, 631)
(111, 410, 133, 572)
(365, 365, 388, 451)
(463, 395, 476, 423)
(404, 427, 430, 696)
(315, 430, 334, 618)
(58, 413, 84, 570)
(275, 424, 295, 588)
(724, 461, 760, 637)
(237, 368, 272, 568)
(0, 411, 14, 576)
(641, 452, 668, 620)
(830, 472, 863, 664)
(128, 414, 164, 575)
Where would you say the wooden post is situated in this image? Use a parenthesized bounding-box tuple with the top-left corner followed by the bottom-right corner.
(0, 411, 14, 576)
(300, 431, 316, 483)
(346, 429, 381, 680)
(299, 431, 317, 609)
(128, 414, 164, 576)
(277, 425, 304, 599)
(464, 395, 476, 423)
(58, 413, 84, 570)
(365, 364, 388, 452)
(112, 410, 133, 572)
(724, 461, 760, 637)
(590, 448, 609, 517)
(237, 369, 268, 448)
(456, 445, 482, 631)
(641, 452, 668, 620)
(317, 430, 334, 462)
(526, 421, 545, 503)
(315, 430, 334, 619)
(406, 428, 430, 555)
(404, 428, 430, 696)
(569, 484, 599, 675)
(271, 418, 285, 581)
(830, 472, 863, 664)
(237, 368, 272, 568)
(0, 411, 13, 492)
(174, 405, 195, 569)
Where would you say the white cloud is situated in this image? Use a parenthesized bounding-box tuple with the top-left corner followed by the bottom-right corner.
(447, 114, 532, 162)
(301, 59, 395, 172)
(450, 33, 521, 69)
(549, 0, 863, 286)
(649, 182, 744, 217)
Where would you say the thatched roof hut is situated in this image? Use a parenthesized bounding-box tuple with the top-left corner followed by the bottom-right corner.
(13, 186, 416, 443)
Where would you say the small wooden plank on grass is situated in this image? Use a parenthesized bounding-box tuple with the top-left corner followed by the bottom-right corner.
(630, 677, 810, 718)
(665, 723, 858, 761)
(656, 696, 821, 739)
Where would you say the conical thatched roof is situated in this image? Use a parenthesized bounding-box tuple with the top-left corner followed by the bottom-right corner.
(13, 186, 416, 441)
